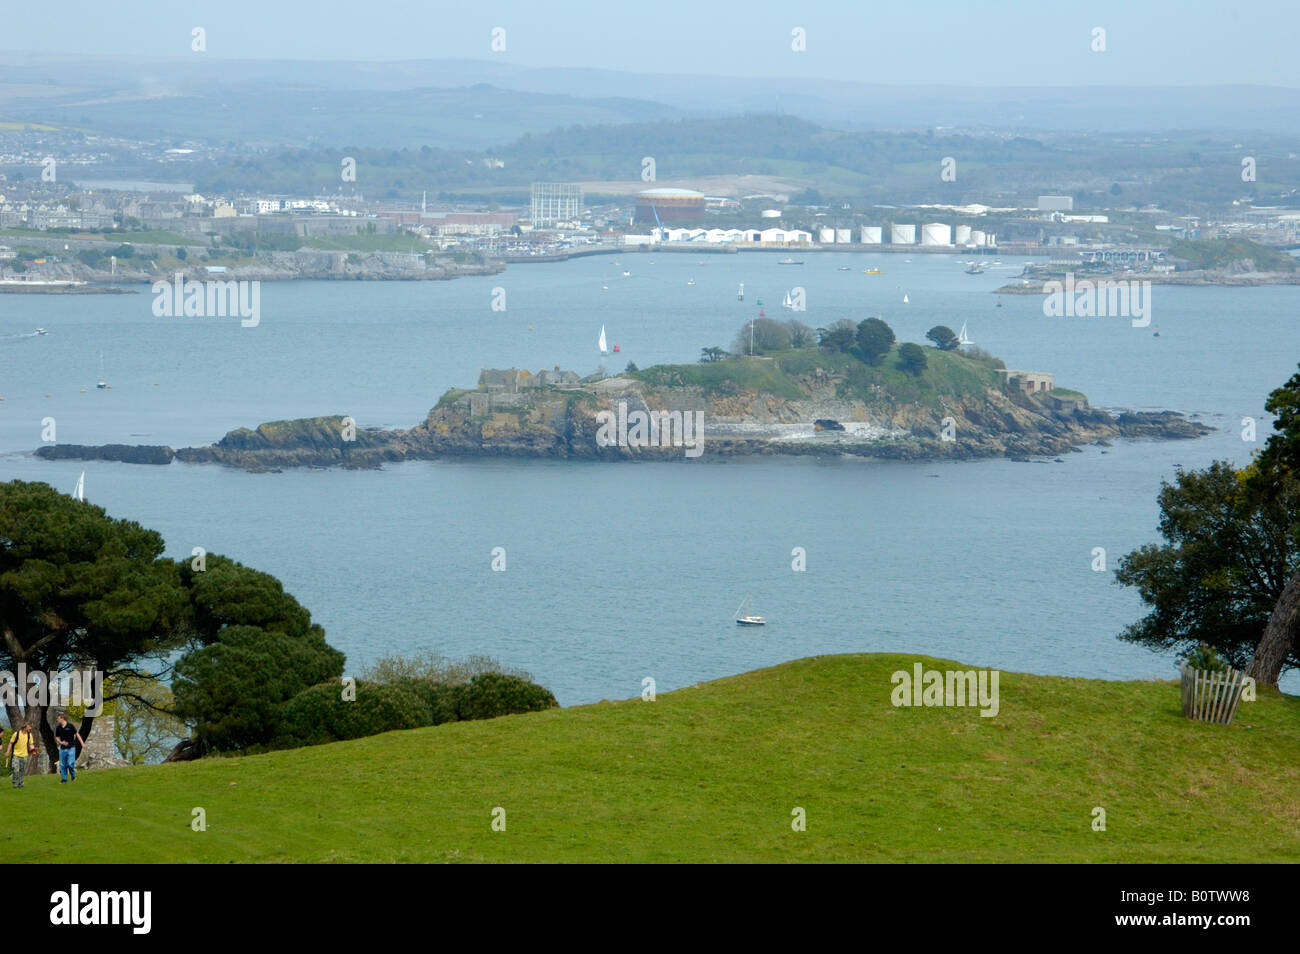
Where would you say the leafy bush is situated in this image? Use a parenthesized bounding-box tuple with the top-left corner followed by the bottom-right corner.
(274, 680, 431, 749)
(453, 673, 558, 721)
(1183, 642, 1230, 674)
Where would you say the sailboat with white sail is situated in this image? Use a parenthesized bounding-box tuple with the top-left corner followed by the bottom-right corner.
(734, 593, 766, 626)
(781, 290, 794, 309)
(598, 325, 608, 356)
(72, 471, 85, 502)
(957, 322, 973, 346)
(96, 352, 108, 389)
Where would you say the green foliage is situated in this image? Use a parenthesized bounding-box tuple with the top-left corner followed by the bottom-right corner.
(1168, 238, 1298, 273)
(699, 346, 727, 363)
(173, 625, 346, 752)
(177, 554, 321, 645)
(452, 672, 558, 721)
(731, 317, 791, 356)
(817, 319, 857, 353)
(1115, 461, 1300, 670)
(926, 325, 959, 351)
(855, 317, 895, 365)
(1256, 363, 1300, 479)
(786, 320, 814, 349)
(274, 680, 431, 749)
(897, 342, 927, 376)
(1182, 643, 1230, 673)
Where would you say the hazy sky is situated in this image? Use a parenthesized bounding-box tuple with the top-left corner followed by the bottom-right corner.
(7, 0, 1297, 87)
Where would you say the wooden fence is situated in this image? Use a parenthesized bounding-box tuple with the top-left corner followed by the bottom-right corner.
(1179, 662, 1249, 725)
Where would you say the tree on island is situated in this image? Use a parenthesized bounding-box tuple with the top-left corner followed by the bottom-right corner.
(731, 318, 791, 356)
(855, 317, 895, 365)
(699, 347, 728, 363)
(897, 342, 927, 376)
(926, 325, 960, 351)
(787, 320, 815, 349)
(817, 320, 857, 353)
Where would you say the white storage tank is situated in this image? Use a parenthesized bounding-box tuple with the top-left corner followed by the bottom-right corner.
(985, 232, 996, 247)
(860, 226, 882, 244)
(890, 223, 916, 245)
(818, 227, 836, 244)
(921, 223, 952, 246)
(954, 225, 972, 245)
(760, 209, 782, 219)
(835, 228, 852, 244)
(971, 230, 987, 246)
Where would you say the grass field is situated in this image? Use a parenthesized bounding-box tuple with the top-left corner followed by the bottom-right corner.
(4, 653, 1297, 863)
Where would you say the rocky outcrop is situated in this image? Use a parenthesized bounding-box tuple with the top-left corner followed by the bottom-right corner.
(35, 365, 1213, 471)
(36, 443, 175, 465)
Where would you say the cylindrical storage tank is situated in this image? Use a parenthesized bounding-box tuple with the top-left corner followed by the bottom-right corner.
(835, 228, 852, 244)
(971, 230, 987, 246)
(985, 233, 996, 247)
(954, 225, 972, 245)
(921, 223, 952, 246)
(818, 227, 836, 244)
(860, 226, 882, 244)
(891, 224, 916, 245)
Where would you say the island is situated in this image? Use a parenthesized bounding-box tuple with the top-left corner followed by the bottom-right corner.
(35, 336, 1211, 471)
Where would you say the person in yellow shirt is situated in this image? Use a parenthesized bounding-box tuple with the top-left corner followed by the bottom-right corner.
(6, 721, 38, 789)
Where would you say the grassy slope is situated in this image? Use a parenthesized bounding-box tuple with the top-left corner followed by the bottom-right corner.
(4, 653, 1297, 863)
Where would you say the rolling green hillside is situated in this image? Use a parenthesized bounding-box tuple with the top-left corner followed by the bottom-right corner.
(4, 654, 1297, 863)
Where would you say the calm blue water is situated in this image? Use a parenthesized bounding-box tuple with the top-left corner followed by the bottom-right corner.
(1, 253, 1297, 702)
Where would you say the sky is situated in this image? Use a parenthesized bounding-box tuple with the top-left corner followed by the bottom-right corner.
(5, 0, 1298, 88)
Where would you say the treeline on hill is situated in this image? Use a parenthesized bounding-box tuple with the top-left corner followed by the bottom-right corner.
(185, 113, 1295, 208)
(0, 480, 556, 767)
(702, 316, 987, 379)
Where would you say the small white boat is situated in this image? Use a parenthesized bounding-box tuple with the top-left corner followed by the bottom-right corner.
(737, 282, 744, 301)
(687, 278, 695, 286)
(598, 325, 608, 355)
(902, 294, 909, 304)
(72, 471, 85, 502)
(734, 593, 766, 627)
(34, 328, 48, 335)
(96, 352, 108, 389)
(957, 321, 973, 346)
(622, 270, 631, 277)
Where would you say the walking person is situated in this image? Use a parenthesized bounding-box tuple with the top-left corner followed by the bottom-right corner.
(5, 720, 38, 789)
(54, 713, 86, 783)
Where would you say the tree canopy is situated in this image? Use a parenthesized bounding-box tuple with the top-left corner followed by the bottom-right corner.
(926, 325, 959, 351)
(855, 317, 895, 365)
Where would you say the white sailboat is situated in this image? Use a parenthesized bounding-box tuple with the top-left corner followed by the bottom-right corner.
(72, 471, 85, 502)
(96, 352, 108, 389)
(957, 321, 973, 346)
(781, 290, 794, 309)
(902, 294, 909, 304)
(737, 282, 744, 301)
(734, 593, 766, 627)
(598, 325, 608, 355)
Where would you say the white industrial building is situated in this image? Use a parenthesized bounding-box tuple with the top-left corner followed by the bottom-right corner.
(890, 224, 917, 245)
(971, 230, 986, 246)
(835, 228, 852, 244)
(861, 226, 882, 244)
(921, 223, 953, 246)
(954, 225, 972, 245)
(818, 227, 836, 244)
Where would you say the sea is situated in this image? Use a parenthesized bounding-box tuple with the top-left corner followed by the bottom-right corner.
(1, 251, 1297, 703)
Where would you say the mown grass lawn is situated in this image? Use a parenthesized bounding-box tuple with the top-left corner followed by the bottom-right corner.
(4, 653, 1297, 863)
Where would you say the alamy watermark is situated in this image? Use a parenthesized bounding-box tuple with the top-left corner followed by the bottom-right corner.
(152, 273, 260, 327)
(1042, 273, 1151, 327)
(0, 665, 104, 716)
(595, 401, 704, 458)
(891, 663, 1000, 717)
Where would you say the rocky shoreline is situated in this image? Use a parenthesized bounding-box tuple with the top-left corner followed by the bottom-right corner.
(34, 363, 1213, 472)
